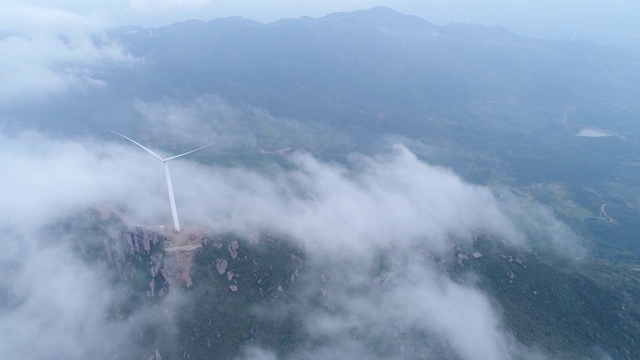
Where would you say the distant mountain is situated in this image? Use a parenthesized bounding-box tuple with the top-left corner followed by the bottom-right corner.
(12, 8, 636, 215)
(15, 7, 640, 141)
(9, 6, 640, 205)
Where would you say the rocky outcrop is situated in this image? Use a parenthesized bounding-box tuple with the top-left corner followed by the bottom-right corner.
(100, 227, 169, 298)
(143, 349, 162, 360)
(228, 240, 239, 259)
(78, 225, 166, 280)
(216, 259, 228, 274)
(121, 228, 160, 256)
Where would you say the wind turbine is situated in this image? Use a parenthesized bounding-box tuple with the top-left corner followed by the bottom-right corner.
(109, 130, 212, 233)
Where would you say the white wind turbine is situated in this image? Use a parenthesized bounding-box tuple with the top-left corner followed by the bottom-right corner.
(109, 130, 212, 233)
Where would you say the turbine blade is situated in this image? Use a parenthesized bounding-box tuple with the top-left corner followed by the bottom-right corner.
(164, 142, 214, 161)
(108, 129, 164, 161)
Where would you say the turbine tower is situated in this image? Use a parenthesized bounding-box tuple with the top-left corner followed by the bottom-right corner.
(109, 130, 212, 233)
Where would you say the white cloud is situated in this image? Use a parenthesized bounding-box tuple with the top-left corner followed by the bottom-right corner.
(0, 130, 583, 359)
(286, 260, 520, 360)
(0, 3, 131, 105)
(132, 95, 352, 152)
(178, 144, 537, 257)
(0, 132, 164, 231)
(0, 132, 182, 359)
(133, 95, 259, 149)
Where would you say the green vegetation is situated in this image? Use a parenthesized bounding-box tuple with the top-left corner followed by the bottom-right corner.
(176, 234, 306, 359)
(459, 236, 640, 359)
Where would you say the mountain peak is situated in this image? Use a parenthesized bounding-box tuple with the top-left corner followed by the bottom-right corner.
(320, 6, 436, 30)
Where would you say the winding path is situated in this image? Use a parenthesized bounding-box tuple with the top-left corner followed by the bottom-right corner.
(600, 204, 613, 222)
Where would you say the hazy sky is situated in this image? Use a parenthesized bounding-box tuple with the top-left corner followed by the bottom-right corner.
(6, 0, 640, 45)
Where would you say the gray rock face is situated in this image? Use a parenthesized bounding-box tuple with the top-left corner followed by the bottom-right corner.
(160, 268, 171, 287)
(127, 228, 159, 255)
(124, 232, 134, 255)
(228, 240, 239, 259)
(150, 253, 163, 277)
(216, 259, 228, 274)
(149, 278, 155, 296)
(143, 349, 162, 360)
(89, 227, 164, 275)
